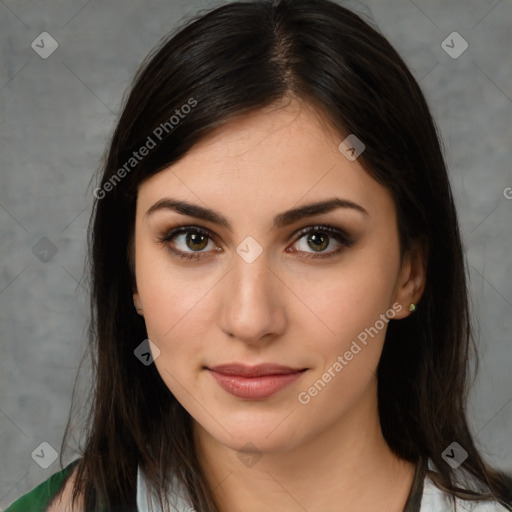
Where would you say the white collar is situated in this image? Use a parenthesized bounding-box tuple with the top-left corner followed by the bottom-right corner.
(420, 463, 509, 512)
(136, 459, 508, 512)
(136, 466, 195, 512)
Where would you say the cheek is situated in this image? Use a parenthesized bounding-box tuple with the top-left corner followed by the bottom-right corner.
(136, 264, 212, 403)
(134, 240, 222, 379)
(291, 253, 397, 349)
(290, 249, 399, 402)
(293, 296, 386, 423)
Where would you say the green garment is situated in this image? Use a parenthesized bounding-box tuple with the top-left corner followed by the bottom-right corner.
(5, 459, 81, 512)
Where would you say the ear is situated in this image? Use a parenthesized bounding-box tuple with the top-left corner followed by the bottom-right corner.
(392, 238, 427, 320)
(132, 289, 144, 317)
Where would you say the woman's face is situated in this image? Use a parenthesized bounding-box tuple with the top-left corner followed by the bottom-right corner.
(133, 100, 422, 454)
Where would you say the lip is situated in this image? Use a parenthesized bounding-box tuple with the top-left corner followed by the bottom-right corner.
(207, 363, 307, 400)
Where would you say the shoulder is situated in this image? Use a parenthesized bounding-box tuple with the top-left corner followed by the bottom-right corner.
(420, 460, 511, 512)
(4, 459, 81, 512)
(46, 459, 83, 512)
(137, 464, 194, 511)
(421, 476, 510, 511)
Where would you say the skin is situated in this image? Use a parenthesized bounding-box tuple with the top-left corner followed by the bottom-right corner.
(131, 99, 426, 512)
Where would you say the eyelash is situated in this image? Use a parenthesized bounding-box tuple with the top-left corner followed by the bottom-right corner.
(157, 224, 354, 261)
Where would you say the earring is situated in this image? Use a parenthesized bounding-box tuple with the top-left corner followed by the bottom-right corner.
(408, 303, 416, 312)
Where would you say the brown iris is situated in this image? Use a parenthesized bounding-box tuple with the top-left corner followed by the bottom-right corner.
(307, 232, 329, 252)
(186, 232, 209, 251)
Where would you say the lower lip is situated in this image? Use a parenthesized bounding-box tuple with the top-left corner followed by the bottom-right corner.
(208, 370, 305, 399)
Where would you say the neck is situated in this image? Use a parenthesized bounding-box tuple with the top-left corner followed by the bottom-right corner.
(193, 379, 416, 512)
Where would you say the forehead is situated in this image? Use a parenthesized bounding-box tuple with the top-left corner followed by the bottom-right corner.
(137, 101, 395, 224)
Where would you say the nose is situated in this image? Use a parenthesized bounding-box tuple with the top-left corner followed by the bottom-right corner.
(218, 253, 287, 346)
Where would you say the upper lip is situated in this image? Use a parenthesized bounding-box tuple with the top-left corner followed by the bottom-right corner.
(208, 363, 306, 377)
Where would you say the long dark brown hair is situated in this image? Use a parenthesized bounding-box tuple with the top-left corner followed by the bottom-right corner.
(59, 1, 512, 510)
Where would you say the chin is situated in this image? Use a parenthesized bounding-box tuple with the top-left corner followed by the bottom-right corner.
(197, 412, 308, 454)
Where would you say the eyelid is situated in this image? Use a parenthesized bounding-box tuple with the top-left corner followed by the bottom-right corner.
(157, 224, 219, 261)
(158, 224, 215, 243)
(157, 223, 354, 260)
(285, 225, 354, 260)
(289, 225, 354, 246)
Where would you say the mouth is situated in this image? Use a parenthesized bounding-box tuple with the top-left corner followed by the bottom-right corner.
(206, 363, 308, 400)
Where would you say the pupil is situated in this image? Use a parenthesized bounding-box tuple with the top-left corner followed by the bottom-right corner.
(307, 232, 328, 252)
(187, 232, 208, 251)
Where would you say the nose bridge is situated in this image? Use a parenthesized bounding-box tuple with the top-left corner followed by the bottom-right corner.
(218, 249, 285, 343)
(232, 252, 271, 301)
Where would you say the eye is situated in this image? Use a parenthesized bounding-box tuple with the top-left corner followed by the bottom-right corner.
(158, 224, 353, 262)
(288, 225, 353, 259)
(158, 226, 219, 260)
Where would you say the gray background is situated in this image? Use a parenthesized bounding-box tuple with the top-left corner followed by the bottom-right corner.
(1, 0, 511, 508)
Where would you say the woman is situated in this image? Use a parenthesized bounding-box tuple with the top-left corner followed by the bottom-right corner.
(6, 0, 512, 511)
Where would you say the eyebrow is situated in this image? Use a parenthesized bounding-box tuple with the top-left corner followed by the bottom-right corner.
(145, 197, 369, 230)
